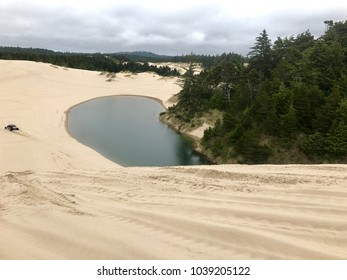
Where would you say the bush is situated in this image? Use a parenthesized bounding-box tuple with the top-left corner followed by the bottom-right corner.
(234, 130, 272, 163)
(301, 132, 326, 158)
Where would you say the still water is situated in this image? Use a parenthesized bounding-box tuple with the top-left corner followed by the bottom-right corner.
(67, 96, 209, 166)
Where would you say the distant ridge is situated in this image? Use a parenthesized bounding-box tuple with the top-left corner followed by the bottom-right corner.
(0, 45, 245, 68)
(114, 51, 172, 61)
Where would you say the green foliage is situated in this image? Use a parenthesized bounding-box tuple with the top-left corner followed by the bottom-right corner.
(280, 105, 298, 138)
(176, 63, 213, 115)
(301, 132, 327, 159)
(234, 130, 272, 163)
(167, 21, 347, 163)
(292, 82, 312, 131)
(0, 47, 180, 76)
(222, 112, 239, 131)
(272, 83, 292, 115)
(308, 41, 345, 91)
(248, 30, 273, 79)
(325, 99, 347, 156)
(314, 84, 342, 134)
(210, 89, 226, 110)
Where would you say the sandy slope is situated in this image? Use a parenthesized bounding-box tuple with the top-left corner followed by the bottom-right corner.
(0, 60, 179, 172)
(1, 60, 346, 259)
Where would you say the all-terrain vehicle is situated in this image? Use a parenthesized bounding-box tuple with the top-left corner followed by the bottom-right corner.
(5, 124, 19, 131)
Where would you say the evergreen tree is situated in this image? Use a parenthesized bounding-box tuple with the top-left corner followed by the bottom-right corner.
(248, 30, 273, 78)
(314, 84, 342, 134)
(161, 21, 347, 163)
(292, 82, 312, 131)
(280, 104, 299, 138)
(325, 100, 347, 157)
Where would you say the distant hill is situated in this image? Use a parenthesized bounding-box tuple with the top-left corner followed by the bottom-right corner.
(0, 46, 246, 69)
(113, 51, 172, 62)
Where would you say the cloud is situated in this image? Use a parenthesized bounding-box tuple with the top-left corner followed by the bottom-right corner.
(0, 0, 346, 55)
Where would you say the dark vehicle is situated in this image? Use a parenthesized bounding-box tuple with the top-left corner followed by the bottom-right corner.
(5, 124, 19, 131)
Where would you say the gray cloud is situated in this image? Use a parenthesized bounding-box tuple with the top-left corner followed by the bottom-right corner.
(0, 1, 346, 55)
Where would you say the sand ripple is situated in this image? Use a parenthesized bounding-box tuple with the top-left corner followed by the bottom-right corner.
(1, 165, 346, 259)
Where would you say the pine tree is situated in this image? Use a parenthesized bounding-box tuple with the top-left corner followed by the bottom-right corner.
(314, 84, 342, 134)
(326, 100, 347, 157)
(280, 104, 298, 137)
(248, 30, 273, 78)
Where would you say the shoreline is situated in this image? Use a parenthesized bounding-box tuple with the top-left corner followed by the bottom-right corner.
(159, 112, 218, 164)
(64, 94, 169, 168)
(0, 60, 181, 172)
(65, 93, 213, 166)
(159, 113, 216, 164)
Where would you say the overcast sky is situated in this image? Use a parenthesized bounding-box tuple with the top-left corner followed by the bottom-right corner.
(0, 0, 346, 55)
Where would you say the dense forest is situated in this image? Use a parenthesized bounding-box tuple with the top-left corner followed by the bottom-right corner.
(163, 21, 347, 163)
(0, 47, 180, 76)
(117, 51, 245, 68)
(0, 46, 242, 72)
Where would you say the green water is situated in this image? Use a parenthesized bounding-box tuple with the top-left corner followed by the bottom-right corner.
(67, 96, 209, 166)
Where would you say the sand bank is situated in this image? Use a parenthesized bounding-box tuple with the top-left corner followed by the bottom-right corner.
(0, 60, 180, 172)
(1, 60, 346, 259)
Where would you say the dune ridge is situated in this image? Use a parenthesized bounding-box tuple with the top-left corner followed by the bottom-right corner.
(1, 60, 346, 259)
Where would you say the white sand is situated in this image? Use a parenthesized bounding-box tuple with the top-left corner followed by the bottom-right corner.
(0, 60, 179, 172)
(1, 60, 346, 259)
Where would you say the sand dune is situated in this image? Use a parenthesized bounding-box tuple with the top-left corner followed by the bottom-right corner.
(0, 60, 179, 172)
(1, 165, 346, 259)
(1, 60, 346, 259)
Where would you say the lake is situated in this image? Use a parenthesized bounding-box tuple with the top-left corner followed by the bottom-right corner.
(67, 95, 209, 166)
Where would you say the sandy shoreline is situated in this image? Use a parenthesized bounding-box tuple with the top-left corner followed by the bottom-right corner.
(0, 60, 180, 172)
(64, 93, 169, 160)
(1, 60, 346, 259)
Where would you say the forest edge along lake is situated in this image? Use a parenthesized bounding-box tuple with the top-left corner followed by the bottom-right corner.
(66, 95, 209, 167)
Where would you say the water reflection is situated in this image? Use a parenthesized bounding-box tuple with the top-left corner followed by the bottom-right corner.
(67, 96, 209, 166)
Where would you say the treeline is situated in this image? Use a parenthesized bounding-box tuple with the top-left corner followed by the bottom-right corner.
(0, 47, 180, 76)
(0, 46, 247, 75)
(116, 50, 245, 68)
(112, 51, 172, 62)
(170, 53, 245, 68)
(167, 21, 347, 163)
